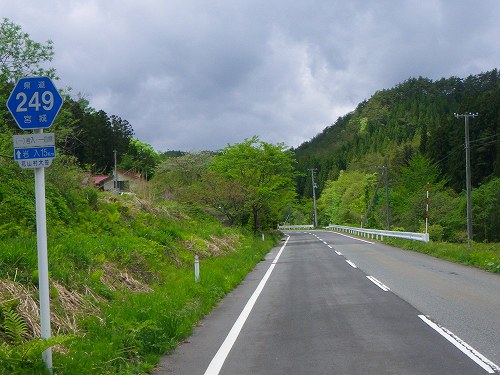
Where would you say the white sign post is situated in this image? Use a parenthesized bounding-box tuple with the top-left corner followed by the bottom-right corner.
(6, 77, 63, 372)
(33, 128, 52, 369)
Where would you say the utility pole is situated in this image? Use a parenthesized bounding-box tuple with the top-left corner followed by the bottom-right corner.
(425, 183, 430, 236)
(309, 169, 318, 228)
(384, 166, 390, 230)
(454, 112, 477, 248)
(113, 150, 118, 193)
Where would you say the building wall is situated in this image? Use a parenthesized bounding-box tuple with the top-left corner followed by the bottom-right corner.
(102, 171, 145, 193)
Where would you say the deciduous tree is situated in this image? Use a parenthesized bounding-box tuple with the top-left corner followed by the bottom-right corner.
(119, 139, 160, 179)
(208, 137, 297, 232)
(0, 18, 56, 83)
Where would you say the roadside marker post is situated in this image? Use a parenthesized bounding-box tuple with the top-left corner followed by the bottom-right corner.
(6, 77, 63, 372)
(195, 255, 200, 283)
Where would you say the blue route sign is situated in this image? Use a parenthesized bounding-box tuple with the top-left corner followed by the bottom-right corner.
(14, 146, 56, 160)
(13, 147, 56, 169)
(6, 77, 63, 130)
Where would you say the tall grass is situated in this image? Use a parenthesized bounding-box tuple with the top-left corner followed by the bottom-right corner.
(0, 192, 279, 374)
(384, 238, 500, 273)
(50, 234, 275, 374)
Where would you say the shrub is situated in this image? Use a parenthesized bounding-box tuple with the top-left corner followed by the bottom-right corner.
(428, 224, 444, 241)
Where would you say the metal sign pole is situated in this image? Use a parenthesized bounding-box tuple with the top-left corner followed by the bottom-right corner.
(33, 129, 52, 370)
(6, 77, 63, 373)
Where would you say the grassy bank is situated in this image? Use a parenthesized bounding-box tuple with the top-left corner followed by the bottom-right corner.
(0, 194, 280, 374)
(383, 238, 500, 273)
(54, 234, 276, 374)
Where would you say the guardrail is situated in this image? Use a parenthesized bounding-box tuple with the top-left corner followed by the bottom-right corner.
(278, 224, 314, 230)
(325, 224, 429, 243)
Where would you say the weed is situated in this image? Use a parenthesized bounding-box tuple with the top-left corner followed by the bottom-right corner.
(0, 186, 280, 373)
(384, 238, 500, 273)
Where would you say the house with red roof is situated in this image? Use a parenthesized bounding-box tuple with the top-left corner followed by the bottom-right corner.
(85, 170, 145, 193)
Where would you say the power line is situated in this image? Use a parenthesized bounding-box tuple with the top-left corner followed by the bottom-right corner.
(469, 132, 499, 144)
(473, 139, 499, 148)
(431, 132, 498, 165)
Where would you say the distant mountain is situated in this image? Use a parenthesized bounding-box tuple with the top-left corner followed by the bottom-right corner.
(293, 69, 500, 199)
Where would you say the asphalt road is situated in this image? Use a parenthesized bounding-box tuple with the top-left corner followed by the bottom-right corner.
(316, 230, 500, 364)
(154, 231, 499, 374)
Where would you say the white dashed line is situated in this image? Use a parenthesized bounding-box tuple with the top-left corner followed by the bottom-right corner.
(346, 260, 357, 268)
(366, 276, 390, 291)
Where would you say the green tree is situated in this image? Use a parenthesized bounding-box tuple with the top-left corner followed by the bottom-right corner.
(70, 108, 134, 173)
(208, 137, 297, 232)
(152, 152, 213, 200)
(0, 18, 56, 83)
(197, 171, 250, 226)
(318, 171, 375, 226)
(472, 178, 500, 242)
(119, 139, 160, 179)
(390, 154, 459, 234)
(0, 18, 57, 139)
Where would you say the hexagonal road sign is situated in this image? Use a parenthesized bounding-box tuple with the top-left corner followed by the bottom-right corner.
(6, 76, 63, 130)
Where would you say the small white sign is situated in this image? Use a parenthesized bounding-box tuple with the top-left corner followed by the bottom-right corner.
(15, 158, 54, 169)
(13, 133, 55, 148)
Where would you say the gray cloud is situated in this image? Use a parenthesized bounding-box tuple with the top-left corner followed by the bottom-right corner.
(2, 0, 499, 151)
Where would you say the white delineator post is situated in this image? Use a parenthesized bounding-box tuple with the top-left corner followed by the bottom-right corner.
(34, 129, 52, 369)
(195, 255, 200, 283)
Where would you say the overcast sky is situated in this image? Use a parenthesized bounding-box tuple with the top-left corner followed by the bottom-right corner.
(2, 1, 499, 151)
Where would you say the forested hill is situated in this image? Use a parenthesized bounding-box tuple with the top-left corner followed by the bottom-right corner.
(294, 69, 500, 198)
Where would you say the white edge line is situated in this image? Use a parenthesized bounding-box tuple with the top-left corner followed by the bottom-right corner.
(366, 276, 390, 291)
(204, 235, 290, 375)
(346, 260, 357, 268)
(418, 315, 498, 374)
(334, 231, 374, 244)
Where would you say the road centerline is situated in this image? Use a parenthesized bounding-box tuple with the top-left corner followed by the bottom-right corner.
(366, 275, 390, 291)
(346, 260, 357, 268)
